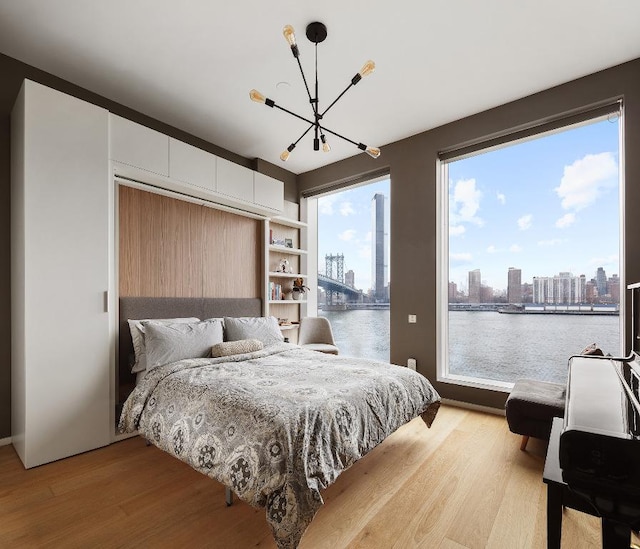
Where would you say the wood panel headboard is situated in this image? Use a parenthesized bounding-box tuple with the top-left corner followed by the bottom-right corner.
(118, 297, 262, 405)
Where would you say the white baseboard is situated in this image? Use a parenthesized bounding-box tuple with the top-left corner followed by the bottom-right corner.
(0, 437, 12, 447)
(441, 398, 506, 416)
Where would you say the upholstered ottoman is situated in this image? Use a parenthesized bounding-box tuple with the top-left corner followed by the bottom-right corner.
(505, 379, 566, 451)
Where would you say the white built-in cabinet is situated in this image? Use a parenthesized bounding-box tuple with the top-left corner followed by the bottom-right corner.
(110, 115, 284, 216)
(11, 80, 113, 468)
(11, 81, 286, 468)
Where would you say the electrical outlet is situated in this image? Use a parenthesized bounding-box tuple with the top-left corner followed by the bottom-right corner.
(408, 314, 417, 323)
(407, 358, 417, 370)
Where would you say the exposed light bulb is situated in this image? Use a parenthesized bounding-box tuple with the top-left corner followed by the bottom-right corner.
(321, 135, 331, 153)
(365, 146, 381, 159)
(249, 89, 266, 104)
(280, 143, 296, 162)
(359, 60, 376, 78)
(283, 25, 296, 47)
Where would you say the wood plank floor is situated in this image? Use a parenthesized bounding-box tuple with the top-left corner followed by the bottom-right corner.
(0, 405, 610, 548)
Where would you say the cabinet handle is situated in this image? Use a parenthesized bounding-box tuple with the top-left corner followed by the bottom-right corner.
(104, 291, 109, 313)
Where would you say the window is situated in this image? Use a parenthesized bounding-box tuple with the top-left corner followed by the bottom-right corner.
(316, 177, 391, 361)
(438, 110, 622, 389)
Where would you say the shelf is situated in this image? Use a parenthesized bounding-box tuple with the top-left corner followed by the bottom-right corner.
(271, 216, 307, 229)
(269, 272, 307, 278)
(269, 299, 307, 304)
(269, 244, 307, 255)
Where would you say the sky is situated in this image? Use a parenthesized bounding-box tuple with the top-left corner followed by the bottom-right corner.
(317, 179, 390, 292)
(448, 116, 620, 293)
(317, 115, 620, 295)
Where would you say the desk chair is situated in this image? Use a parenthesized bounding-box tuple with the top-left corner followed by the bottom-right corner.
(298, 317, 339, 355)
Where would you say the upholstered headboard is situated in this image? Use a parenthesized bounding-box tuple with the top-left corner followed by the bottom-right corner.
(118, 297, 262, 403)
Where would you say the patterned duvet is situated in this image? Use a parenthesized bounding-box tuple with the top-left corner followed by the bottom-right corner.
(119, 343, 440, 548)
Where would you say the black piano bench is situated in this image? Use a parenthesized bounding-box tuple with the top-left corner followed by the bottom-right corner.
(505, 378, 566, 451)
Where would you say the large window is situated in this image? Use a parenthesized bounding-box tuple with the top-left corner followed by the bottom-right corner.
(316, 177, 391, 361)
(439, 111, 622, 389)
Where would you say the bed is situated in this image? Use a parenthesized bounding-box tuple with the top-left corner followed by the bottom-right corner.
(118, 297, 441, 548)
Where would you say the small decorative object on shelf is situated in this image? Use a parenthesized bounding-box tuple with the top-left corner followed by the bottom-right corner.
(292, 277, 310, 300)
(278, 258, 291, 273)
(285, 238, 293, 248)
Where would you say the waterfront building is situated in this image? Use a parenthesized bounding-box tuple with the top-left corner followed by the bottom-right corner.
(345, 269, 355, 288)
(468, 269, 481, 303)
(371, 193, 389, 301)
(449, 281, 458, 302)
(507, 267, 522, 304)
(533, 272, 586, 304)
(609, 274, 620, 303)
(596, 267, 607, 297)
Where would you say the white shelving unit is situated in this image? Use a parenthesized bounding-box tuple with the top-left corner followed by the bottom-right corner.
(265, 202, 308, 342)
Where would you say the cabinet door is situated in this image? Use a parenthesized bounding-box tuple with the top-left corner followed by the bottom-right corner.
(169, 138, 216, 191)
(216, 157, 254, 203)
(15, 81, 111, 468)
(110, 114, 169, 176)
(254, 172, 284, 212)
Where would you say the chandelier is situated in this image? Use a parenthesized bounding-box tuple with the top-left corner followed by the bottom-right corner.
(249, 22, 380, 162)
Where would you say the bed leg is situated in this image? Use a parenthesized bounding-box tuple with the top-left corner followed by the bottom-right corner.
(145, 439, 151, 447)
(225, 486, 233, 506)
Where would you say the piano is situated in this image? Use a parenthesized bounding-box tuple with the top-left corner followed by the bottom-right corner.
(558, 282, 640, 548)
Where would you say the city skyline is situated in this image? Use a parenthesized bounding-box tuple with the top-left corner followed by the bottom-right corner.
(448, 116, 620, 292)
(451, 265, 620, 304)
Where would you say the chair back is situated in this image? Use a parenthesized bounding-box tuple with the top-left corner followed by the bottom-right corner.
(298, 316, 336, 346)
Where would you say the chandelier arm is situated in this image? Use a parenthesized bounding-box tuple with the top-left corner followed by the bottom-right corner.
(320, 82, 355, 118)
(273, 103, 317, 128)
(319, 124, 360, 148)
(293, 124, 315, 146)
(294, 56, 314, 107)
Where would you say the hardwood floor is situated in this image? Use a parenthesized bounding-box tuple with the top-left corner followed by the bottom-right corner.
(0, 405, 607, 548)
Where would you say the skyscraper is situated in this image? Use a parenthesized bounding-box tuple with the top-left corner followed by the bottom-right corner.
(345, 269, 355, 288)
(468, 269, 481, 303)
(371, 193, 389, 301)
(507, 267, 522, 304)
(596, 267, 607, 297)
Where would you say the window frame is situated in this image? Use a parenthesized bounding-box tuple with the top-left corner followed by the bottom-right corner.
(436, 103, 625, 391)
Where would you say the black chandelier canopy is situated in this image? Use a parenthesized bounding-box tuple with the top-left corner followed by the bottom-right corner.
(250, 21, 380, 162)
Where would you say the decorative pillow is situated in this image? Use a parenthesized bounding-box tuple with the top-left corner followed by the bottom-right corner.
(144, 319, 224, 371)
(224, 316, 284, 346)
(128, 317, 200, 373)
(211, 338, 264, 358)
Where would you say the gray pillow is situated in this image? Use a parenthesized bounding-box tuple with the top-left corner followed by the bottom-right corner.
(224, 316, 284, 346)
(128, 317, 200, 373)
(144, 319, 224, 371)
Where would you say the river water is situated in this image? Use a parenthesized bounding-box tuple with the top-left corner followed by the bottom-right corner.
(320, 309, 621, 385)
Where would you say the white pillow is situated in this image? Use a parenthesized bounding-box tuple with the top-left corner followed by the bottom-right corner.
(224, 316, 284, 346)
(144, 319, 224, 371)
(128, 317, 199, 373)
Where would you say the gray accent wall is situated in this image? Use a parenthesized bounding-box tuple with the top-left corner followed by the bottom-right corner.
(299, 58, 640, 410)
(0, 53, 297, 439)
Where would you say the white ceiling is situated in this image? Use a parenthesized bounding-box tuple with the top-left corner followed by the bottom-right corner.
(1, 1, 639, 175)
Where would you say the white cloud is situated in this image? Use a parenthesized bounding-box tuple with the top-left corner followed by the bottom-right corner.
(450, 252, 473, 264)
(338, 229, 356, 241)
(487, 245, 498, 254)
(517, 214, 532, 231)
(509, 244, 523, 253)
(450, 178, 483, 227)
(554, 152, 617, 211)
(497, 192, 506, 205)
(538, 238, 565, 247)
(339, 201, 355, 216)
(588, 255, 619, 268)
(450, 225, 466, 236)
(556, 213, 576, 228)
(318, 194, 337, 215)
